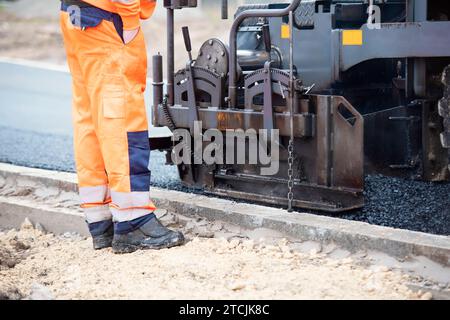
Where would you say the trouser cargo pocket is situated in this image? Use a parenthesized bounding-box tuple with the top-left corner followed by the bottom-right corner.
(103, 84, 125, 119)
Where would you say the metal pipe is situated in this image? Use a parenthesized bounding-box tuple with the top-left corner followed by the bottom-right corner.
(152, 53, 163, 126)
(413, 0, 427, 97)
(237, 49, 281, 70)
(228, 0, 302, 108)
(289, 12, 294, 105)
(167, 8, 175, 106)
(222, 0, 228, 20)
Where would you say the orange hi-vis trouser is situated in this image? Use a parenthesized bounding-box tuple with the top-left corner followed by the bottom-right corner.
(60, 11, 156, 223)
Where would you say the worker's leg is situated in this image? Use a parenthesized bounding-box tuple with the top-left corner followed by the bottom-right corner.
(90, 20, 156, 223)
(98, 28, 184, 253)
(60, 12, 113, 248)
(61, 11, 183, 253)
(61, 12, 155, 220)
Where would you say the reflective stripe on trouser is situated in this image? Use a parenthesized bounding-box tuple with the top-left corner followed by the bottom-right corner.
(60, 11, 156, 223)
(79, 185, 111, 223)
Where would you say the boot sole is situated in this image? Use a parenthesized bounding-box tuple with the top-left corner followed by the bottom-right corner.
(112, 235, 185, 254)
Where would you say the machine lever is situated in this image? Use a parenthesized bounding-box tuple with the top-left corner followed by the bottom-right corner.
(182, 26, 193, 61)
(182, 26, 199, 133)
(222, 0, 228, 20)
(262, 24, 272, 53)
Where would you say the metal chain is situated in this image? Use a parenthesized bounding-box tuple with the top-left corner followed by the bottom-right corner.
(287, 139, 294, 212)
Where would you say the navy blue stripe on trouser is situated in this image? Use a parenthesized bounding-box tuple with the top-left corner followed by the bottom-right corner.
(128, 131, 152, 192)
(60, 2, 124, 41)
(88, 220, 113, 237)
(114, 213, 155, 235)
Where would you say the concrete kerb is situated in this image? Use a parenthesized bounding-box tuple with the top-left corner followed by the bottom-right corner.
(0, 163, 449, 266)
(0, 198, 88, 236)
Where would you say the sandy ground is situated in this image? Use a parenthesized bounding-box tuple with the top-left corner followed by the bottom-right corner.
(0, 216, 437, 300)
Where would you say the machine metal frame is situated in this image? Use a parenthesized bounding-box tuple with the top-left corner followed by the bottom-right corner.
(151, 0, 450, 213)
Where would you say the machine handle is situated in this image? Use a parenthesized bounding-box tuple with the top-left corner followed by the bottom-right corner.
(262, 24, 272, 53)
(222, 0, 228, 20)
(182, 26, 192, 54)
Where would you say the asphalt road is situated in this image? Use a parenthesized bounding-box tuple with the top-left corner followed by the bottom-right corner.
(0, 59, 448, 235)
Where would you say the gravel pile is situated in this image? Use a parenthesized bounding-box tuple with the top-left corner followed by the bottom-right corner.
(342, 175, 449, 236)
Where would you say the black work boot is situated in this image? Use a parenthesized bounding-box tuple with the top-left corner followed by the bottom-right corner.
(88, 220, 114, 250)
(112, 215, 185, 254)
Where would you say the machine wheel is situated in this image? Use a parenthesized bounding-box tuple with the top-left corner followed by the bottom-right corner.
(438, 65, 450, 171)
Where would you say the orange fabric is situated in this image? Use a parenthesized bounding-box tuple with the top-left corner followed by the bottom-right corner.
(110, 203, 157, 211)
(60, 11, 155, 220)
(82, 0, 157, 30)
(80, 199, 112, 209)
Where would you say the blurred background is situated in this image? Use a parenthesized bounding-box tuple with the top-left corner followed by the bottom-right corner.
(0, 0, 284, 70)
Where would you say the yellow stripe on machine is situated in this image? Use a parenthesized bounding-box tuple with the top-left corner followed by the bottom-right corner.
(342, 30, 363, 46)
(281, 24, 290, 39)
